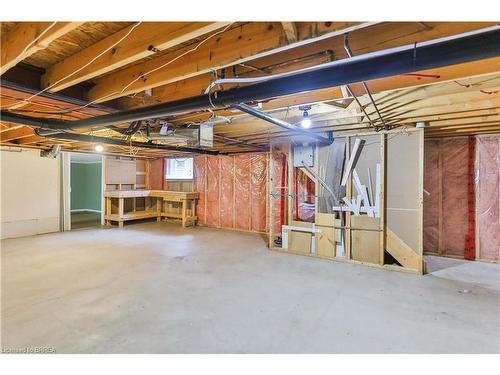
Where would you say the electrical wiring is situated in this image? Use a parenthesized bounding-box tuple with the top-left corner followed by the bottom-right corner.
(3, 23, 234, 117)
(78, 22, 234, 108)
(1, 21, 143, 110)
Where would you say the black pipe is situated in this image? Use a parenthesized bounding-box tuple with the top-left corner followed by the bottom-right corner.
(236, 103, 332, 144)
(34, 129, 219, 155)
(3, 26, 500, 133)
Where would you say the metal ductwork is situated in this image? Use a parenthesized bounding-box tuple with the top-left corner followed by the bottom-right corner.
(33, 129, 219, 155)
(2, 26, 500, 144)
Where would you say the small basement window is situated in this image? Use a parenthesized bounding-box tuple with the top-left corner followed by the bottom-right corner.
(165, 157, 193, 180)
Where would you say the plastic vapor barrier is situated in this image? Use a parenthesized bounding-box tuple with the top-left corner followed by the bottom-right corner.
(193, 153, 268, 232)
(476, 135, 499, 261)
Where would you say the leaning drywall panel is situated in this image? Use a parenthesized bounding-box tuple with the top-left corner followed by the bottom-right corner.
(386, 130, 421, 253)
(476, 135, 500, 262)
(351, 134, 380, 202)
(318, 138, 345, 213)
(1, 148, 60, 239)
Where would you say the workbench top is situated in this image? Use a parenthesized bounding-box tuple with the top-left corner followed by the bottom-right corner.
(104, 190, 199, 199)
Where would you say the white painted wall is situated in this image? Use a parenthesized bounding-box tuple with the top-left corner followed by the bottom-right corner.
(1, 147, 61, 239)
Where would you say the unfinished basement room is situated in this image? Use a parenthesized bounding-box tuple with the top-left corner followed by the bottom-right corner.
(1, 4, 499, 363)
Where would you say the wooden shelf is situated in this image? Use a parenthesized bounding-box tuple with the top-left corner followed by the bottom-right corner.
(105, 211, 158, 222)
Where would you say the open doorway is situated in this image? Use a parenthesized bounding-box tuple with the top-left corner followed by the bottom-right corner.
(70, 153, 103, 229)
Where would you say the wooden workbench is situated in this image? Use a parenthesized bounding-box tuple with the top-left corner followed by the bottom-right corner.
(104, 190, 199, 228)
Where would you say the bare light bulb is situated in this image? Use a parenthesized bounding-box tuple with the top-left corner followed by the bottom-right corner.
(301, 118, 311, 128)
(95, 144, 104, 152)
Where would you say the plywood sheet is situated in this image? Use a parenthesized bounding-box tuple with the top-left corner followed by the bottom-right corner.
(316, 225, 336, 258)
(350, 215, 380, 264)
(105, 158, 136, 185)
(148, 158, 163, 189)
(289, 231, 312, 255)
(386, 131, 421, 253)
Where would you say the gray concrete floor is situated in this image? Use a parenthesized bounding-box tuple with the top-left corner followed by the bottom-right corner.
(1, 221, 499, 353)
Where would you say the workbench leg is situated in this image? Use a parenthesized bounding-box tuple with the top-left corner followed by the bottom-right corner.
(156, 198, 161, 222)
(105, 197, 112, 226)
(182, 199, 187, 228)
(118, 198, 124, 229)
(192, 199, 197, 226)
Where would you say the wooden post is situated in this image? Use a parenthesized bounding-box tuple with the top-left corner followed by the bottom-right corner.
(379, 133, 386, 266)
(181, 199, 187, 227)
(418, 129, 425, 274)
(268, 150, 274, 249)
(156, 197, 161, 222)
(345, 137, 352, 260)
(105, 197, 112, 226)
(118, 197, 124, 228)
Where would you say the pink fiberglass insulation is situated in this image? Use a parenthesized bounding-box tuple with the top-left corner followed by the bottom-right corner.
(219, 155, 235, 229)
(193, 156, 207, 225)
(441, 138, 469, 258)
(234, 154, 252, 231)
(423, 139, 439, 253)
(250, 154, 268, 232)
(192, 153, 268, 232)
(476, 136, 499, 261)
(295, 168, 315, 223)
(206, 156, 220, 227)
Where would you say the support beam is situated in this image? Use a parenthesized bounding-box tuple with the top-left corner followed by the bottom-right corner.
(42, 22, 231, 92)
(0, 126, 35, 142)
(1, 22, 83, 75)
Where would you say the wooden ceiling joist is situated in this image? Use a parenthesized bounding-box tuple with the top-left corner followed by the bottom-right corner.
(1, 22, 83, 75)
(281, 22, 298, 43)
(86, 21, 377, 103)
(41, 22, 231, 92)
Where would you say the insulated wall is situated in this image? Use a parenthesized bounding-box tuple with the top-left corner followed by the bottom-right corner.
(193, 153, 268, 233)
(424, 135, 499, 262)
(423, 137, 469, 258)
(476, 135, 499, 262)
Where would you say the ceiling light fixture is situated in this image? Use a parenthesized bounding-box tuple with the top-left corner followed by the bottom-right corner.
(299, 105, 312, 128)
(95, 144, 104, 152)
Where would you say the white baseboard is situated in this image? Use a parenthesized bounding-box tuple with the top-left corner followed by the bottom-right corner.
(71, 209, 102, 213)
